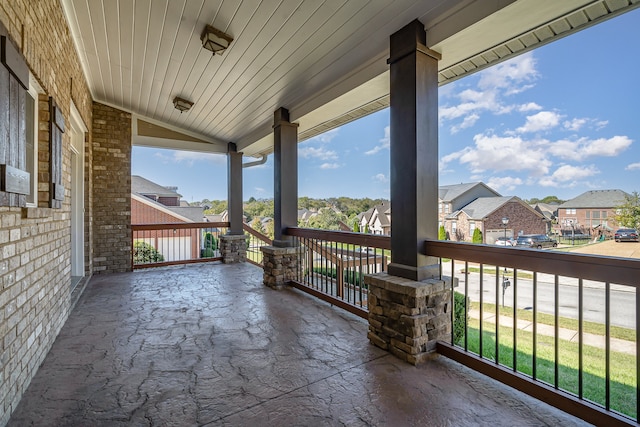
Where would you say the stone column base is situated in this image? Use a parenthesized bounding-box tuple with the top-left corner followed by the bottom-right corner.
(260, 245, 300, 289)
(365, 272, 454, 365)
(219, 234, 248, 264)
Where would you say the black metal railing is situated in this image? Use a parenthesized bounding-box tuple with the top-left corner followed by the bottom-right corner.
(426, 239, 638, 426)
(131, 222, 228, 268)
(284, 227, 391, 319)
(243, 223, 272, 267)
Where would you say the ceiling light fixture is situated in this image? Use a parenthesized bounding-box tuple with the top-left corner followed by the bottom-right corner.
(173, 96, 193, 113)
(201, 25, 233, 55)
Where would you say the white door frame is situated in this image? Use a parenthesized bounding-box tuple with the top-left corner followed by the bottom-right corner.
(69, 103, 87, 278)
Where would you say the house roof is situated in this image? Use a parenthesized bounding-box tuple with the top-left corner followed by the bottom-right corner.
(456, 197, 512, 219)
(60, 0, 639, 158)
(131, 175, 183, 199)
(439, 182, 501, 202)
(132, 193, 203, 223)
(558, 189, 630, 209)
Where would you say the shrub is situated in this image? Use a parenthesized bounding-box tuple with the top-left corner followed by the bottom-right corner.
(472, 228, 483, 244)
(133, 241, 164, 264)
(438, 225, 446, 240)
(204, 232, 217, 250)
(201, 248, 216, 258)
(453, 291, 470, 345)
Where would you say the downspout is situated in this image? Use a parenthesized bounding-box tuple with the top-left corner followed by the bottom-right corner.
(242, 154, 268, 168)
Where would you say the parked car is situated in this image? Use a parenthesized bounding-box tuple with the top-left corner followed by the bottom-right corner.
(515, 234, 558, 249)
(494, 236, 515, 246)
(614, 228, 639, 242)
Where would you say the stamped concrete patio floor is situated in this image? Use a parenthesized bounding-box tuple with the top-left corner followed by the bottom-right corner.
(9, 263, 589, 426)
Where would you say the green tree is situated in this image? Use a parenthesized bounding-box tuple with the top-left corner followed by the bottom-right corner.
(353, 220, 360, 232)
(472, 228, 483, 243)
(133, 241, 164, 264)
(307, 208, 347, 230)
(250, 217, 264, 234)
(615, 191, 640, 229)
(527, 195, 565, 205)
(438, 225, 446, 240)
(264, 220, 275, 240)
(204, 200, 227, 215)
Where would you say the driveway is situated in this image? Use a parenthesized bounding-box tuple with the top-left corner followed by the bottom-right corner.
(566, 239, 640, 259)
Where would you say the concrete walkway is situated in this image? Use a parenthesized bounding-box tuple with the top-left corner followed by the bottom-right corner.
(8, 263, 589, 426)
(470, 310, 636, 355)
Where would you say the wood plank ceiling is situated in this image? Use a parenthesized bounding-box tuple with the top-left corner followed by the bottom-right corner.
(61, 0, 639, 157)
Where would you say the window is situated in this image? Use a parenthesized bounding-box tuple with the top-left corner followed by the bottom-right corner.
(592, 211, 600, 219)
(438, 202, 442, 213)
(444, 204, 450, 214)
(565, 208, 576, 215)
(451, 221, 457, 234)
(586, 211, 590, 219)
(469, 221, 476, 235)
(26, 76, 40, 206)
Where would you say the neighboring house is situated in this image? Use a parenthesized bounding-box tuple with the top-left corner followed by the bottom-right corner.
(557, 189, 629, 236)
(439, 182, 501, 226)
(358, 201, 391, 234)
(445, 196, 547, 243)
(355, 183, 548, 243)
(132, 176, 207, 262)
(531, 203, 559, 234)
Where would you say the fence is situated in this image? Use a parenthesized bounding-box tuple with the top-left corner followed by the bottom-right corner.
(131, 222, 228, 268)
(285, 227, 391, 319)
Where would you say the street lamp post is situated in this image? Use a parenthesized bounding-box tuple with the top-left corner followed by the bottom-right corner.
(501, 217, 510, 306)
(502, 216, 509, 243)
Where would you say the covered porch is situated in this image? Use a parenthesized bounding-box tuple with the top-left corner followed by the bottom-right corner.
(8, 262, 586, 426)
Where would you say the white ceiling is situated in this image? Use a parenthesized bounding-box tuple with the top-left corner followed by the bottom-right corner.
(61, 0, 639, 158)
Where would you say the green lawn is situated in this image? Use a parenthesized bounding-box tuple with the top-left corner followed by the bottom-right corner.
(461, 318, 637, 419)
(480, 301, 636, 343)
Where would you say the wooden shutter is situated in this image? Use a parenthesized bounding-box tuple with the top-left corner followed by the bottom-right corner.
(49, 97, 65, 209)
(0, 27, 30, 207)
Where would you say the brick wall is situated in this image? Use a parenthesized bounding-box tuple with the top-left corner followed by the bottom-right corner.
(92, 102, 132, 273)
(0, 1, 93, 424)
(132, 198, 187, 224)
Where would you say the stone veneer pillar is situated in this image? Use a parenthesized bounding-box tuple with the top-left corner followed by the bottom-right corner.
(365, 272, 454, 365)
(260, 246, 300, 289)
(219, 234, 248, 263)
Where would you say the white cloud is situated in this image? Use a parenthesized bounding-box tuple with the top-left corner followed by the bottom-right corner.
(581, 136, 632, 157)
(440, 53, 539, 133)
(170, 150, 226, 167)
(254, 187, 266, 194)
(453, 133, 551, 175)
(478, 52, 538, 91)
(305, 127, 340, 144)
(373, 173, 388, 183)
(626, 162, 640, 171)
(451, 113, 480, 134)
(365, 126, 390, 155)
(518, 102, 542, 112)
(320, 162, 340, 169)
(547, 135, 632, 161)
(516, 111, 562, 133)
(563, 118, 587, 131)
(298, 146, 338, 160)
(539, 164, 599, 187)
(487, 176, 522, 192)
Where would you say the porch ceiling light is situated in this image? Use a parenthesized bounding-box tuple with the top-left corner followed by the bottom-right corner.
(173, 96, 193, 113)
(201, 25, 233, 55)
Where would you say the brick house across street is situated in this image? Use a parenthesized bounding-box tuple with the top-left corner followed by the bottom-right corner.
(556, 189, 629, 237)
(445, 195, 548, 243)
(132, 176, 207, 262)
